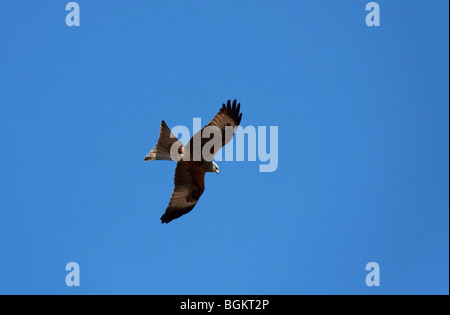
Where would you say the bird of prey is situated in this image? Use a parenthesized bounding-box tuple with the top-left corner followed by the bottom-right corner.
(144, 100, 242, 223)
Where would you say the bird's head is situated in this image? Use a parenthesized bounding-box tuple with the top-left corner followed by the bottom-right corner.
(212, 161, 219, 174)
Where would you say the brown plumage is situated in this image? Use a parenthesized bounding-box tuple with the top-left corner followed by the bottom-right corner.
(144, 100, 242, 223)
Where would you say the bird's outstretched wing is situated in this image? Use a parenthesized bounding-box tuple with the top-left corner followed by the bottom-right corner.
(160, 162, 206, 224)
(184, 99, 242, 162)
(203, 99, 242, 150)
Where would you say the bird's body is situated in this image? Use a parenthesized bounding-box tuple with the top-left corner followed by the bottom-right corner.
(144, 100, 242, 223)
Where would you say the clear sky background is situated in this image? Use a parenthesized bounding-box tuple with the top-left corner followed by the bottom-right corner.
(0, 1, 448, 295)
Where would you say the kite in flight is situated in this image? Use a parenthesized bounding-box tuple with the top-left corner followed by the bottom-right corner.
(144, 100, 242, 223)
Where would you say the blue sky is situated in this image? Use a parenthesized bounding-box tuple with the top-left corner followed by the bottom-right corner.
(0, 1, 448, 294)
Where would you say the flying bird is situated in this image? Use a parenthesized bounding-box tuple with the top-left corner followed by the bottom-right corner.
(144, 100, 242, 223)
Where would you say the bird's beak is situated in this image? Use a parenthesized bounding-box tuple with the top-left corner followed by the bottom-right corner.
(215, 169, 219, 174)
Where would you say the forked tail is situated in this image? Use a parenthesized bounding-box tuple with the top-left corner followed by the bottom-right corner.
(144, 121, 184, 161)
